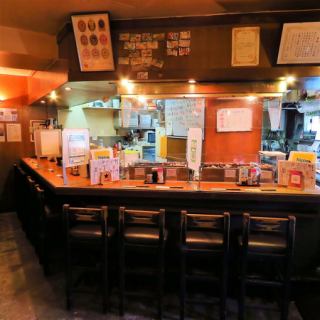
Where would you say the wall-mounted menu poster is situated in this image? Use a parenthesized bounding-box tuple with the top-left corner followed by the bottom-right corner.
(71, 12, 115, 72)
(0, 108, 18, 122)
(217, 108, 252, 132)
(165, 99, 205, 137)
(6, 123, 21, 142)
(232, 27, 260, 66)
(277, 22, 320, 64)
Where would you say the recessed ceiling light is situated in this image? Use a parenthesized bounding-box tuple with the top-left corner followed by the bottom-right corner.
(188, 79, 196, 84)
(40, 100, 46, 104)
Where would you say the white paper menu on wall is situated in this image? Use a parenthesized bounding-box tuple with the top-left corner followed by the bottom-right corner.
(217, 108, 252, 132)
(165, 98, 205, 137)
(277, 22, 320, 64)
(62, 128, 90, 167)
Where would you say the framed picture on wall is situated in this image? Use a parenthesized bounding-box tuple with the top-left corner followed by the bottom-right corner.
(71, 12, 115, 72)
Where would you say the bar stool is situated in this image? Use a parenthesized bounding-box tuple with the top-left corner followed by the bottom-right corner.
(180, 210, 230, 320)
(33, 184, 61, 275)
(238, 213, 296, 320)
(13, 164, 28, 228)
(26, 176, 38, 244)
(118, 207, 167, 319)
(63, 204, 115, 313)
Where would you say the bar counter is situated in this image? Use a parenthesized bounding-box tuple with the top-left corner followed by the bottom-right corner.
(21, 157, 320, 270)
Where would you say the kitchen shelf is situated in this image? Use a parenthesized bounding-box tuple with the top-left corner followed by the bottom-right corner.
(117, 127, 156, 130)
(83, 107, 121, 110)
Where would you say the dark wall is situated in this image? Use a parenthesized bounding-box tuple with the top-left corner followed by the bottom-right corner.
(58, 11, 320, 82)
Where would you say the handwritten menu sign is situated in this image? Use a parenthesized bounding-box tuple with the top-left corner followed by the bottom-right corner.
(71, 13, 114, 71)
(165, 99, 205, 137)
(277, 22, 320, 64)
(217, 108, 252, 132)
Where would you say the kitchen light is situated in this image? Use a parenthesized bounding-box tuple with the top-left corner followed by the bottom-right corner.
(286, 76, 296, 84)
(188, 79, 196, 84)
(120, 79, 129, 86)
(0, 96, 5, 102)
(40, 100, 46, 104)
(49, 91, 57, 100)
(0, 67, 35, 77)
(247, 96, 256, 101)
(138, 96, 146, 103)
(64, 87, 72, 91)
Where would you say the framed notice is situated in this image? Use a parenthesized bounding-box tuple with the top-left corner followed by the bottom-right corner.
(277, 22, 320, 64)
(232, 27, 260, 66)
(217, 108, 252, 132)
(71, 12, 115, 72)
(6, 123, 22, 142)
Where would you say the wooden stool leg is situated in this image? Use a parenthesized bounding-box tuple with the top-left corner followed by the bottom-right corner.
(281, 259, 292, 320)
(220, 254, 228, 320)
(180, 249, 186, 320)
(65, 243, 72, 310)
(119, 243, 125, 316)
(102, 245, 108, 314)
(238, 252, 247, 320)
(158, 246, 165, 320)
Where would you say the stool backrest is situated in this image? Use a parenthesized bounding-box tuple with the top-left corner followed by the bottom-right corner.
(119, 207, 166, 242)
(119, 207, 165, 227)
(63, 204, 108, 238)
(242, 213, 296, 256)
(181, 210, 230, 247)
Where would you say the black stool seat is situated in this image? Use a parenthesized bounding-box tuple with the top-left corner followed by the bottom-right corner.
(124, 226, 168, 245)
(70, 224, 115, 239)
(239, 234, 287, 254)
(186, 231, 223, 249)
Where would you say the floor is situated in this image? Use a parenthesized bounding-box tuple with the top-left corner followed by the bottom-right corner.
(0, 212, 304, 320)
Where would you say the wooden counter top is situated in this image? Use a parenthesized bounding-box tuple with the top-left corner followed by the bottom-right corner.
(20, 158, 320, 203)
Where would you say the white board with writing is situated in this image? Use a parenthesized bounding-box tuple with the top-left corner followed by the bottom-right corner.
(165, 98, 205, 137)
(217, 108, 252, 132)
(277, 22, 320, 64)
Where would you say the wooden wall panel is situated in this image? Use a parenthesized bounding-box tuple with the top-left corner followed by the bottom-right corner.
(0, 75, 57, 212)
(203, 98, 263, 163)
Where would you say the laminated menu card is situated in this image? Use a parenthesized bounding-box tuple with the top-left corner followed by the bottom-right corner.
(278, 160, 316, 190)
(90, 158, 120, 185)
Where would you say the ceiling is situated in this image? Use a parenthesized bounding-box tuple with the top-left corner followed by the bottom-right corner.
(0, 0, 319, 35)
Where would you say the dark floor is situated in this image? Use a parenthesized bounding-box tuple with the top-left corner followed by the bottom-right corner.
(0, 212, 303, 320)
